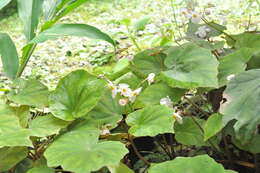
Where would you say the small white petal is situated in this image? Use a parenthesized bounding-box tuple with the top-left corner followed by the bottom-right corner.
(173, 112, 183, 124)
(100, 129, 110, 135)
(227, 74, 235, 81)
(147, 73, 155, 85)
(160, 96, 173, 108)
(119, 98, 128, 106)
(190, 11, 201, 23)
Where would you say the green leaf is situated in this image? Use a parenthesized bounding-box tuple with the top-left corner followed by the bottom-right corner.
(114, 72, 142, 88)
(0, 33, 19, 79)
(108, 163, 134, 173)
(174, 117, 207, 146)
(7, 79, 49, 108)
(0, 0, 12, 10)
(13, 106, 30, 128)
(27, 166, 55, 173)
(134, 83, 186, 108)
(49, 70, 105, 121)
(85, 89, 124, 128)
(0, 147, 28, 172)
(233, 132, 260, 154)
(0, 103, 32, 147)
(149, 155, 228, 173)
(29, 114, 70, 137)
(160, 43, 219, 89)
(42, 0, 59, 21)
(220, 69, 260, 140)
(218, 48, 253, 87)
(204, 114, 223, 141)
(132, 48, 167, 76)
(234, 33, 260, 50)
(44, 126, 128, 173)
(31, 24, 115, 46)
(53, 0, 90, 23)
(18, 0, 43, 41)
(126, 105, 174, 137)
(133, 17, 150, 32)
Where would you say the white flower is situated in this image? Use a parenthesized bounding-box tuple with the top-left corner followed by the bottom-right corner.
(180, 8, 190, 18)
(160, 96, 173, 108)
(107, 81, 118, 98)
(195, 26, 210, 38)
(118, 83, 132, 97)
(147, 73, 155, 85)
(190, 11, 201, 23)
(129, 87, 142, 103)
(119, 98, 129, 106)
(100, 129, 110, 135)
(173, 112, 183, 124)
(227, 74, 235, 81)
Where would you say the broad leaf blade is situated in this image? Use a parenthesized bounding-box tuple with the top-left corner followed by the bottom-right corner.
(18, 0, 44, 41)
(29, 114, 70, 137)
(204, 113, 223, 141)
(7, 79, 50, 108)
(31, 24, 115, 46)
(44, 126, 128, 173)
(0, 33, 19, 79)
(49, 70, 105, 121)
(126, 105, 174, 137)
(160, 43, 219, 89)
(220, 69, 260, 140)
(0, 147, 28, 172)
(149, 155, 227, 173)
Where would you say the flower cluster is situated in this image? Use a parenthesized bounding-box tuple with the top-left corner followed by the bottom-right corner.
(107, 73, 156, 106)
(180, 8, 201, 24)
(160, 96, 183, 124)
(108, 81, 142, 106)
(195, 26, 211, 39)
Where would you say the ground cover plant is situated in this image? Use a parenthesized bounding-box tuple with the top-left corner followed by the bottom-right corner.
(0, 0, 260, 172)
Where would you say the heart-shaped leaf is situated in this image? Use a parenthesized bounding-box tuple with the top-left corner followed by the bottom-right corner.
(160, 43, 219, 89)
(126, 105, 174, 137)
(49, 70, 105, 121)
(44, 126, 128, 173)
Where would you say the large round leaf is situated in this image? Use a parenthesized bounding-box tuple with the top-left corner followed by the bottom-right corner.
(44, 126, 128, 173)
(7, 79, 49, 108)
(0, 147, 28, 172)
(160, 43, 219, 89)
(174, 117, 207, 146)
(204, 113, 223, 141)
(126, 105, 174, 137)
(134, 83, 186, 108)
(220, 69, 260, 140)
(149, 155, 228, 173)
(27, 166, 55, 173)
(29, 114, 70, 137)
(49, 70, 105, 121)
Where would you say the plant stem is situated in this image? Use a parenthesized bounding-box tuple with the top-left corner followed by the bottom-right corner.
(16, 44, 37, 78)
(154, 137, 172, 159)
(184, 96, 209, 116)
(201, 17, 236, 41)
(127, 26, 141, 51)
(128, 135, 150, 166)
